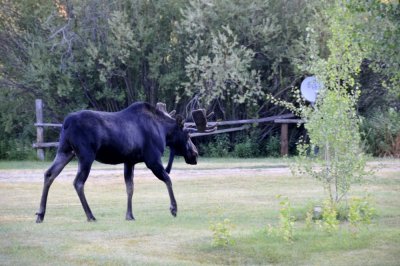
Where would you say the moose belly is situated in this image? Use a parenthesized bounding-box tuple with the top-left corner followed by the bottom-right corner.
(95, 145, 143, 165)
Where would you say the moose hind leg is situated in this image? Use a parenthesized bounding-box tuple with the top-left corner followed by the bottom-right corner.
(74, 158, 96, 222)
(124, 163, 135, 220)
(36, 151, 74, 223)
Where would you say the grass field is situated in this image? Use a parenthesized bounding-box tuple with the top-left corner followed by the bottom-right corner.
(0, 158, 399, 265)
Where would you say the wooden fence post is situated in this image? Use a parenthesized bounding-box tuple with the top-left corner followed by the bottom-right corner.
(35, 99, 45, 160)
(280, 123, 289, 156)
(275, 119, 304, 157)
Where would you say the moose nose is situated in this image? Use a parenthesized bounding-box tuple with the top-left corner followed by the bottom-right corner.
(186, 141, 198, 165)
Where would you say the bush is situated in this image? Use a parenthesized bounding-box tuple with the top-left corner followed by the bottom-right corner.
(302, 196, 376, 234)
(209, 218, 235, 247)
(265, 135, 280, 157)
(199, 134, 230, 157)
(199, 129, 281, 158)
(348, 196, 376, 226)
(361, 107, 400, 157)
(267, 195, 295, 242)
(233, 139, 256, 158)
(0, 129, 37, 161)
(2, 139, 36, 160)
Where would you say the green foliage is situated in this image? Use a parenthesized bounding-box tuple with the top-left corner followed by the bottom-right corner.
(182, 26, 264, 118)
(0, 88, 36, 160)
(345, 0, 400, 95)
(209, 218, 235, 247)
(321, 199, 339, 234)
(199, 129, 280, 158)
(301, 195, 376, 236)
(232, 130, 260, 158)
(267, 195, 295, 242)
(178, 0, 316, 119)
(233, 140, 256, 158)
(348, 195, 376, 227)
(265, 135, 281, 157)
(305, 208, 314, 230)
(293, 0, 371, 205)
(361, 107, 400, 157)
(0, 0, 398, 159)
(295, 89, 369, 203)
(200, 134, 230, 158)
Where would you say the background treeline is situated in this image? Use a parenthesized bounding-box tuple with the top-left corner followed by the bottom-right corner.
(0, 0, 399, 159)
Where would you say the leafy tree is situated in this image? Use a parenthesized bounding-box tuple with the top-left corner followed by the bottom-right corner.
(182, 26, 264, 118)
(177, 0, 315, 119)
(345, 0, 400, 96)
(294, 0, 369, 204)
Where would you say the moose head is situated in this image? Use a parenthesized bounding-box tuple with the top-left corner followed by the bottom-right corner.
(155, 102, 216, 172)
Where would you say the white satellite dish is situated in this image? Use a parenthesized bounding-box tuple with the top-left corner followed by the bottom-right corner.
(300, 76, 323, 104)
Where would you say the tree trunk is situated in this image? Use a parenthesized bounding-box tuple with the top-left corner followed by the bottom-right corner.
(141, 60, 158, 105)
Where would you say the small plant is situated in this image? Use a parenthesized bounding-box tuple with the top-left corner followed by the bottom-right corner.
(209, 218, 235, 247)
(267, 195, 295, 242)
(349, 195, 376, 227)
(322, 199, 339, 234)
(305, 208, 314, 230)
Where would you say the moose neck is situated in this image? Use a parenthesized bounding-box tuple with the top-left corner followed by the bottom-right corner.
(122, 102, 177, 147)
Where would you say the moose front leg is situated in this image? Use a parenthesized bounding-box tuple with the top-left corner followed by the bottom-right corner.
(124, 163, 135, 220)
(147, 161, 177, 217)
(165, 175, 177, 217)
(165, 149, 174, 174)
(73, 158, 96, 222)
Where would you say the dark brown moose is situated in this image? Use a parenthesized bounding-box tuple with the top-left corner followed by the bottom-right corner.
(36, 102, 213, 223)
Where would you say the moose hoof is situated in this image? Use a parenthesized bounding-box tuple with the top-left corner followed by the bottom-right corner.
(87, 216, 96, 222)
(35, 213, 44, 223)
(126, 214, 135, 221)
(170, 206, 177, 217)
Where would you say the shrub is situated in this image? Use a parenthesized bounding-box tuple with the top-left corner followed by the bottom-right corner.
(361, 107, 400, 157)
(0, 138, 36, 160)
(209, 218, 235, 247)
(200, 134, 230, 157)
(348, 196, 376, 227)
(267, 195, 295, 242)
(321, 199, 339, 234)
(233, 139, 255, 158)
(265, 135, 280, 157)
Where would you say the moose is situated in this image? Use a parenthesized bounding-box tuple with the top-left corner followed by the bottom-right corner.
(36, 101, 215, 223)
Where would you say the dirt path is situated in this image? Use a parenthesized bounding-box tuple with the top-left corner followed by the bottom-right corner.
(0, 160, 398, 183)
(0, 166, 291, 183)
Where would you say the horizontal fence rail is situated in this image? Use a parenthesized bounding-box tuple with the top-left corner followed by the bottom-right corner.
(34, 123, 62, 127)
(184, 113, 295, 127)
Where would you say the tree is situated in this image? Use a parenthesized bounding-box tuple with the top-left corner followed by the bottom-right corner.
(345, 0, 400, 96)
(182, 26, 264, 119)
(294, 0, 369, 204)
(177, 0, 316, 120)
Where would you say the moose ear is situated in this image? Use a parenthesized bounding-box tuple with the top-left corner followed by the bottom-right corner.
(175, 115, 184, 128)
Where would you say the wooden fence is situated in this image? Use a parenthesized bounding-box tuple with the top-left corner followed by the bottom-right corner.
(33, 99, 302, 160)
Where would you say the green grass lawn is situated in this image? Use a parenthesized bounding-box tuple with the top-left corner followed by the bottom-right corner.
(0, 158, 399, 265)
